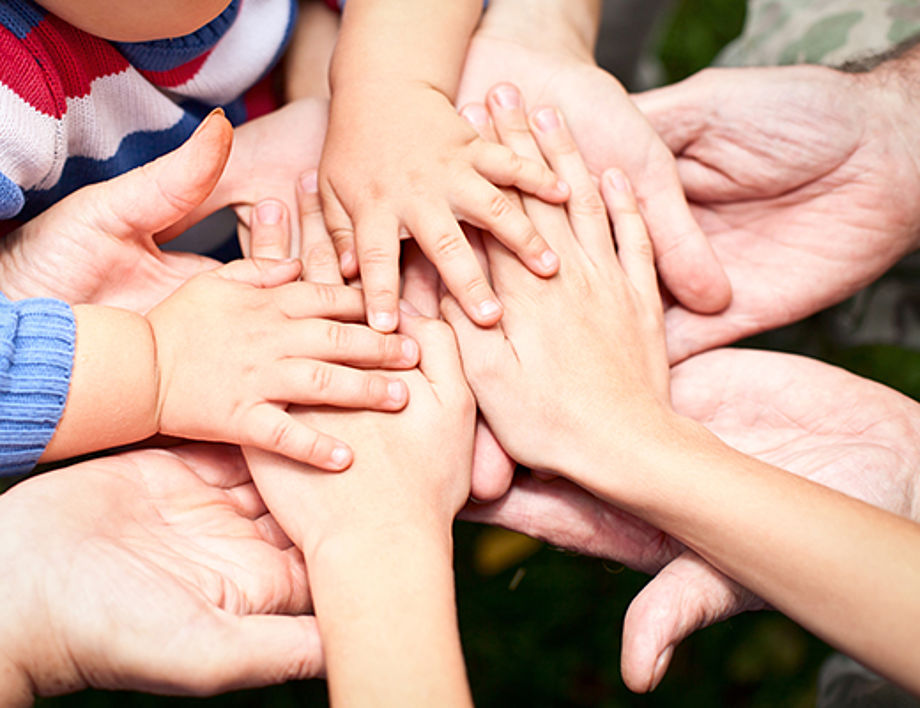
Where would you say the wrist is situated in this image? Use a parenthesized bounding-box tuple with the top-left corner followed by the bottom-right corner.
(477, 0, 600, 63)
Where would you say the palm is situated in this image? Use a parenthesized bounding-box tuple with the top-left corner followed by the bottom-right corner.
(635, 66, 920, 362)
(14, 444, 315, 695)
(458, 34, 730, 312)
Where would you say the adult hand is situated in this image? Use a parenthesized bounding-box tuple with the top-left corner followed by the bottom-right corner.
(0, 110, 232, 313)
(0, 443, 320, 704)
(457, 6, 731, 314)
(463, 348, 920, 691)
(634, 64, 920, 362)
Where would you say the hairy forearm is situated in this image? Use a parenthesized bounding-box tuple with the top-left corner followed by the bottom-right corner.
(307, 524, 471, 707)
(574, 413, 920, 694)
(477, 0, 601, 61)
(330, 0, 480, 97)
(40, 305, 157, 461)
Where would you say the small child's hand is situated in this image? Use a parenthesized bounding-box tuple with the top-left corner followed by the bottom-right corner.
(319, 80, 569, 331)
(147, 258, 419, 469)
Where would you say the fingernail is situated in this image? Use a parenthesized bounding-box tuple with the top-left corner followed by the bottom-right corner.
(387, 380, 406, 403)
(556, 180, 570, 195)
(533, 107, 560, 132)
(192, 107, 225, 136)
(461, 104, 489, 127)
(401, 337, 419, 362)
(330, 445, 351, 468)
(651, 649, 671, 691)
(540, 250, 559, 271)
(605, 169, 630, 193)
(340, 250, 355, 271)
(300, 170, 318, 194)
(478, 299, 502, 319)
(399, 299, 421, 316)
(493, 85, 520, 109)
(256, 201, 282, 225)
(371, 311, 396, 330)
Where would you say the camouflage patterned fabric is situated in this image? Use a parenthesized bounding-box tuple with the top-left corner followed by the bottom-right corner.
(716, 0, 920, 67)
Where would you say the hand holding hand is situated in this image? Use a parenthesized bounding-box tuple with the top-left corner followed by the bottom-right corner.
(148, 258, 419, 469)
(0, 444, 320, 703)
(319, 79, 569, 332)
(634, 65, 920, 361)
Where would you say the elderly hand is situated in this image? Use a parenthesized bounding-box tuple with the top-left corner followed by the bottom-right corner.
(0, 444, 321, 704)
(634, 63, 920, 362)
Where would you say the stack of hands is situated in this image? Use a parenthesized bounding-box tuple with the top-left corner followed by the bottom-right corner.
(4, 4, 920, 703)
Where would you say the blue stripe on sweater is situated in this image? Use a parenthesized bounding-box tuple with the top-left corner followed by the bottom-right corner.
(0, 0, 45, 40)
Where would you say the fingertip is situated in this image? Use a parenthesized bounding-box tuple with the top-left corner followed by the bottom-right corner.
(460, 103, 491, 131)
(475, 298, 503, 325)
(650, 646, 674, 691)
(299, 169, 319, 195)
(535, 248, 560, 276)
(339, 249, 358, 277)
(328, 443, 352, 471)
(369, 309, 398, 332)
(386, 378, 409, 408)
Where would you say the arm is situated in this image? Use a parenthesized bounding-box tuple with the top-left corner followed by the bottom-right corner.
(245, 310, 475, 706)
(445, 95, 920, 694)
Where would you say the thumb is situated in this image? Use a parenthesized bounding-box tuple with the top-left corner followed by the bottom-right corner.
(215, 257, 303, 288)
(621, 550, 763, 693)
(93, 109, 233, 241)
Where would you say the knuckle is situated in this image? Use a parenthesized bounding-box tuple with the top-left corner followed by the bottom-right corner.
(359, 245, 393, 267)
(570, 190, 608, 218)
(328, 227, 354, 247)
(328, 323, 351, 351)
(364, 374, 388, 403)
(486, 192, 515, 221)
(309, 364, 334, 394)
(312, 283, 340, 309)
(431, 231, 466, 261)
(304, 245, 338, 269)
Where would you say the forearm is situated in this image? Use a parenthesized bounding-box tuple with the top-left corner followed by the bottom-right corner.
(477, 0, 601, 61)
(330, 0, 480, 97)
(40, 305, 157, 461)
(307, 524, 471, 707)
(574, 413, 920, 693)
(284, 0, 339, 100)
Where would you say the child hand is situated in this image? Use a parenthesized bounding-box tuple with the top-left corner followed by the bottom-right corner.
(319, 80, 569, 331)
(147, 259, 419, 470)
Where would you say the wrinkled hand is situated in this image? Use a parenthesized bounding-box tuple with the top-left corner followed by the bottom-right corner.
(463, 348, 920, 691)
(634, 65, 920, 362)
(0, 444, 320, 702)
(320, 79, 567, 332)
(458, 30, 731, 314)
(0, 111, 232, 313)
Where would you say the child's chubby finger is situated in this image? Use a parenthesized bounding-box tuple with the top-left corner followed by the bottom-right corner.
(397, 300, 472, 404)
(282, 319, 419, 368)
(437, 293, 507, 378)
(472, 140, 569, 203)
(600, 168, 661, 307)
(263, 359, 410, 411)
(249, 199, 293, 260)
(297, 170, 344, 285)
(411, 208, 503, 326)
(452, 174, 559, 277)
(245, 406, 354, 471)
(214, 257, 303, 288)
(401, 242, 441, 318)
(317, 181, 359, 279)
(354, 211, 402, 332)
(271, 281, 367, 321)
(486, 83, 547, 167)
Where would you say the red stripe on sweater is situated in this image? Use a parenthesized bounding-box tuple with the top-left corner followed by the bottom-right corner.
(0, 24, 58, 115)
(138, 51, 211, 88)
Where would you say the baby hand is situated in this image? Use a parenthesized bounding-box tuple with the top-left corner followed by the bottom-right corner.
(147, 259, 419, 469)
(319, 80, 569, 331)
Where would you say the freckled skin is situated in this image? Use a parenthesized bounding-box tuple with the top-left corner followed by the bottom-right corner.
(34, 0, 233, 41)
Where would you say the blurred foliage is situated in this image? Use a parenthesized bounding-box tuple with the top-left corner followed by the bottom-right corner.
(656, 0, 748, 83)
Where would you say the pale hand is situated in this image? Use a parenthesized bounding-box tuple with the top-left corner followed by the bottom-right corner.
(0, 444, 320, 702)
(633, 65, 920, 362)
(463, 348, 920, 691)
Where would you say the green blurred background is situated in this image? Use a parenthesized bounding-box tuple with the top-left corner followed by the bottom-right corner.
(37, 0, 920, 705)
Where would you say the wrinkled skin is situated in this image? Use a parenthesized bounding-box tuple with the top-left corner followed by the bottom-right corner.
(634, 65, 920, 362)
(462, 348, 920, 691)
(0, 444, 320, 700)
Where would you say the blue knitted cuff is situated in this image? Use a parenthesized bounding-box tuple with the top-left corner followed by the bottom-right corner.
(0, 297, 75, 475)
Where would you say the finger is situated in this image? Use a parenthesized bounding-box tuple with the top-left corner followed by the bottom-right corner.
(621, 550, 763, 693)
(664, 305, 747, 365)
(353, 211, 402, 332)
(264, 360, 409, 411)
(318, 181, 358, 278)
(297, 170, 344, 285)
(98, 110, 232, 241)
(215, 258, 302, 288)
(253, 511, 296, 550)
(273, 281, 367, 321)
(631, 77, 711, 156)
(398, 300, 469, 395)
(600, 169, 661, 309)
(459, 103, 495, 141)
(453, 174, 560, 278)
(411, 208, 503, 326)
(472, 139, 569, 203)
(438, 293, 508, 391)
(248, 200, 292, 260)
(283, 320, 418, 368)
(245, 406, 354, 470)
(529, 106, 616, 265)
(401, 242, 441, 318)
(176, 612, 324, 692)
(470, 417, 516, 502)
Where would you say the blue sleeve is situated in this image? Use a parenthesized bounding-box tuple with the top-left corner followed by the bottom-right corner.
(0, 171, 25, 221)
(0, 293, 75, 475)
